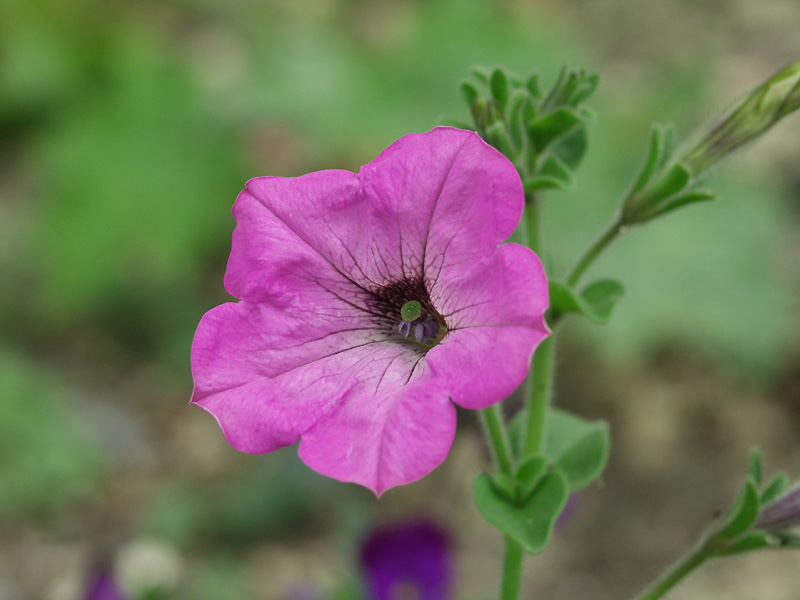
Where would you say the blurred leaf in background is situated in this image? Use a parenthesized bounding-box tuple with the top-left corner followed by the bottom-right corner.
(0, 349, 106, 521)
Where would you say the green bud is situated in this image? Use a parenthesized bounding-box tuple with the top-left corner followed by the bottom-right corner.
(400, 300, 422, 322)
(681, 59, 800, 175)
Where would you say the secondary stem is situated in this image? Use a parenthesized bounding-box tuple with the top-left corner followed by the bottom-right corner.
(479, 404, 522, 600)
(523, 336, 554, 456)
(566, 216, 625, 287)
(524, 194, 541, 254)
(480, 404, 514, 477)
(631, 539, 713, 600)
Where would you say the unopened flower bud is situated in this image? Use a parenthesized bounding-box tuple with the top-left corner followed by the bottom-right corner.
(755, 482, 800, 532)
(681, 59, 800, 175)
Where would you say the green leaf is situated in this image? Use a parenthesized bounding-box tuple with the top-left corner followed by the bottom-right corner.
(580, 279, 626, 324)
(748, 448, 764, 487)
(637, 162, 692, 212)
(542, 65, 567, 110)
(460, 81, 480, 108)
(491, 473, 519, 501)
(760, 472, 790, 506)
(571, 72, 600, 107)
(490, 68, 510, 108)
(548, 280, 582, 318)
(516, 456, 549, 500)
(486, 122, 515, 159)
(523, 176, 564, 193)
(470, 66, 490, 85)
(719, 530, 773, 555)
(537, 154, 573, 187)
(543, 409, 610, 491)
(522, 97, 537, 127)
(507, 90, 527, 150)
(628, 125, 664, 199)
(474, 470, 569, 554)
(658, 124, 677, 169)
(551, 125, 588, 170)
(548, 279, 625, 325)
(652, 190, 715, 218)
(526, 74, 541, 99)
(527, 107, 581, 153)
(717, 479, 760, 540)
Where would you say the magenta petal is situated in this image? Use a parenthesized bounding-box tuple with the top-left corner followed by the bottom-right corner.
(428, 243, 549, 409)
(192, 299, 424, 454)
(224, 171, 361, 302)
(298, 376, 456, 496)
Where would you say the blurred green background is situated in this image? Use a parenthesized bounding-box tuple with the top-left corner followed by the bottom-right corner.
(1, 0, 799, 598)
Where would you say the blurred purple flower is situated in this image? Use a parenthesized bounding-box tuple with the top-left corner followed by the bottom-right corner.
(191, 127, 550, 495)
(85, 570, 127, 600)
(555, 493, 579, 531)
(361, 519, 452, 600)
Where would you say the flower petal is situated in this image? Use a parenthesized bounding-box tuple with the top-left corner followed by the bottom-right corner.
(426, 243, 550, 410)
(224, 171, 362, 302)
(239, 127, 519, 292)
(298, 374, 456, 496)
(191, 290, 422, 453)
(191, 127, 547, 494)
(437, 243, 549, 330)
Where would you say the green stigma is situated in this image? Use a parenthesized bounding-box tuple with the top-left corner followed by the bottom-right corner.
(400, 300, 422, 322)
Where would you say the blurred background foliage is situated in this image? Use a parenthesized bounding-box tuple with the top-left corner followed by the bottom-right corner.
(1, 0, 799, 599)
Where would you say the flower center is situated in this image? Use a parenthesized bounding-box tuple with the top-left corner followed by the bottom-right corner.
(367, 278, 448, 351)
(398, 300, 447, 347)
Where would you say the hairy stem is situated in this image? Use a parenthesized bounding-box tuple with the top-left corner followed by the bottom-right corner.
(501, 538, 524, 600)
(566, 216, 625, 287)
(524, 194, 541, 254)
(631, 539, 713, 600)
(480, 404, 514, 477)
(523, 336, 554, 456)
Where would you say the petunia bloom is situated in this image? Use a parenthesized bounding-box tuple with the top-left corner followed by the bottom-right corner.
(360, 518, 452, 600)
(191, 127, 549, 495)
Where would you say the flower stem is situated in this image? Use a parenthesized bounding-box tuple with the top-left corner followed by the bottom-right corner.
(566, 216, 625, 287)
(523, 336, 554, 457)
(631, 539, 713, 600)
(524, 194, 541, 254)
(501, 537, 524, 600)
(480, 404, 514, 477)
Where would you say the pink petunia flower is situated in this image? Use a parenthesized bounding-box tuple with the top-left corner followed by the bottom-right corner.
(191, 127, 549, 495)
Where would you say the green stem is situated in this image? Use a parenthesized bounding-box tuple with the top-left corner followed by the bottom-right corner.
(479, 404, 514, 477)
(501, 537, 524, 600)
(631, 539, 713, 600)
(524, 194, 541, 254)
(566, 216, 625, 287)
(523, 336, 554, 457)
(479, 403, 522, 600)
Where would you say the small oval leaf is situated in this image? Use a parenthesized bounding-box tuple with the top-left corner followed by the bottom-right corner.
(580, 279, 625, 325)
(474, 470, 569, 555)
(544, 409, 610, 491)
(490, 68, 510, 108)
